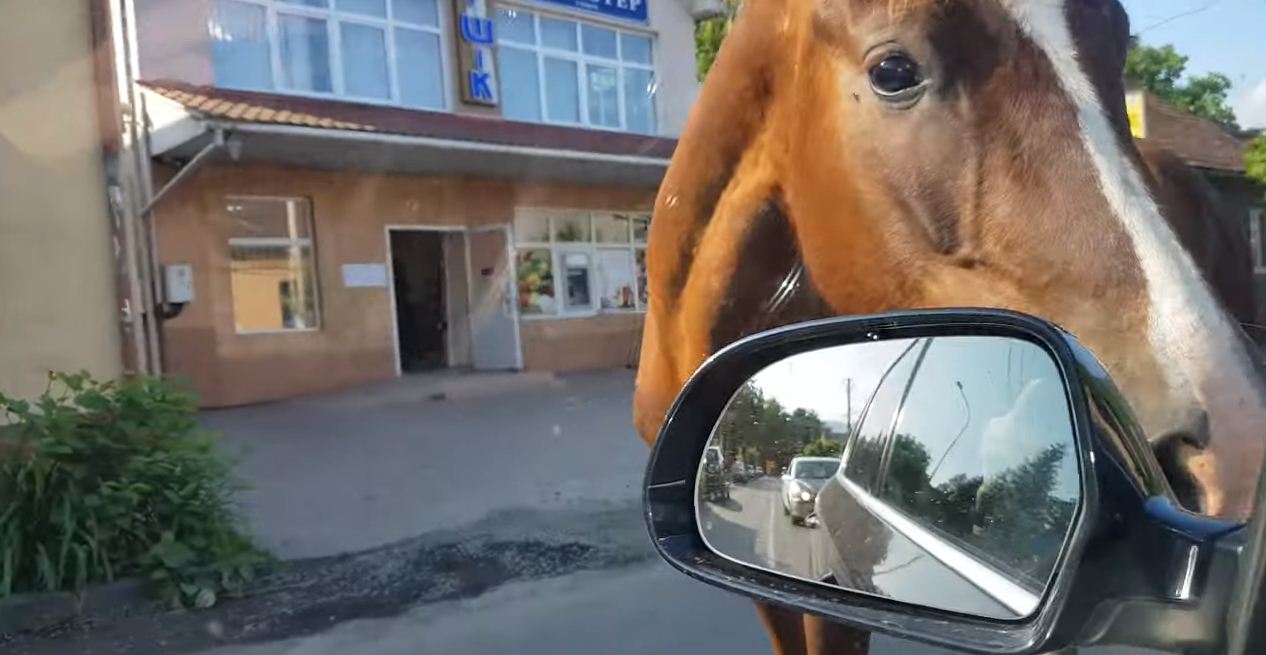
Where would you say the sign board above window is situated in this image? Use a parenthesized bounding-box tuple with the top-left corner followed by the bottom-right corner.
(342, 263, 389, 288)
(536, 0, 649, 24)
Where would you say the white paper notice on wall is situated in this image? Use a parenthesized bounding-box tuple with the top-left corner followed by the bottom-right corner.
(342, 263, 389, 288)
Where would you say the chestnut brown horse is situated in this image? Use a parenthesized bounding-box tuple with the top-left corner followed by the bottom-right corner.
(633, 0, 1264, 653)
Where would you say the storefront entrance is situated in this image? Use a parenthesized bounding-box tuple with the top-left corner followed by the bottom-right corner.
(390, 230, 448, 372)
(388, 225, 522, 376)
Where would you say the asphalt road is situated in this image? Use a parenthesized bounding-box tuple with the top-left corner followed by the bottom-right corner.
(193, 561, 781, 655)
(189, 559, 1162, 655)
(699, 477, 833, 580)
(186, 560, 1161, 655)
(3, 373, 1171, 655)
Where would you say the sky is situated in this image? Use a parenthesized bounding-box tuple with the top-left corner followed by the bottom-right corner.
(1118, 0, 1266, 128)
(749, 339, 912, 426)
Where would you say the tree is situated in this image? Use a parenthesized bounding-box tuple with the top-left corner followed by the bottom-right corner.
(714, 382, 831, 470)
(694, 0, 741, 80)
(973, 444, 1076, 581)
(1124, 39, 1185, 99)
(801, 437, 843, 458)
(1125, 37, 1239, 131)
(1248, 134, 1266, 188)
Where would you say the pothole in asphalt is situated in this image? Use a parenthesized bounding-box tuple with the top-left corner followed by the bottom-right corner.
(2, 503, 650, 655)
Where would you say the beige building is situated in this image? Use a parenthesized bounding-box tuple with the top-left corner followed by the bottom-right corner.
(0, 2, 124, 401)
(130, 0, 704, 406)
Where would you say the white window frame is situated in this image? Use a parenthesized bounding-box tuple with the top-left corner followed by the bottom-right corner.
(495, 4, 657, 134)
(212, 0, 452, 110)
(1251, 207, 1266, 275)
(513, 208, 649, 319)
(226, 195, 323, 335)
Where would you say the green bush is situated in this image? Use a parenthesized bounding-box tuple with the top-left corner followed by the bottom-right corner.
(0, 372, 268, 609)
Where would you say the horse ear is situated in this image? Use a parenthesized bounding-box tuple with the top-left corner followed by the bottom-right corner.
(633, 0, 789, 444)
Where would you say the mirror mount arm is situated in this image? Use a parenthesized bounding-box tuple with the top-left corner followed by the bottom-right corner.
(1076, 525, 1243, 655)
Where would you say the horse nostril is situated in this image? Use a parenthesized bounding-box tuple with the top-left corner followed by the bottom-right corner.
(1152, 409, 1211, 513)
(1170, 409, 1211, 450)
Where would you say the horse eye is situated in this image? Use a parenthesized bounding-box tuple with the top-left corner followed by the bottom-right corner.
(868, 54, 923, 98)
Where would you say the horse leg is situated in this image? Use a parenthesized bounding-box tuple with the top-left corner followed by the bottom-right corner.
(756, 603, 872, 655)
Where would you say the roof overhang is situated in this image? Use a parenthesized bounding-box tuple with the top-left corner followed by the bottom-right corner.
(140, 87, 672, 188)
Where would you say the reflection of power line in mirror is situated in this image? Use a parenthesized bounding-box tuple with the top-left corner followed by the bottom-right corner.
(873, 554, 925, 577)
(929, 381, 972, 482)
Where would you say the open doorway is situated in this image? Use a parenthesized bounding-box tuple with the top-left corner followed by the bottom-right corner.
(390, 230, 448, 373)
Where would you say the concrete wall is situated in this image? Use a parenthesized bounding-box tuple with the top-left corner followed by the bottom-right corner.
(155, 162, 653, 406)
(649, 0, 701, 136)
(521, 313, 643, 370)
(131, 0, 699, 136)
(0, 1, 123, 401)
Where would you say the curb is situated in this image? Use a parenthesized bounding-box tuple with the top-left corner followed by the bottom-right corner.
(0, 578, 148, 637)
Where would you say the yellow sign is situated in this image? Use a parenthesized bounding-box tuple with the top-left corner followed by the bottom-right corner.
(1125, 91, 1146, 139)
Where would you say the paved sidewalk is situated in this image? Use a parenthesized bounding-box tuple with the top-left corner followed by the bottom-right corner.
(204, 369, 649, 559)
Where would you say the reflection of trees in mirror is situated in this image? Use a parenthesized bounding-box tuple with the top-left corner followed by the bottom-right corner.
(975, 444, 1077, 587)
(882, 435, 1074, 590)
(801, 437, 843, 458)
(716, 382, 843, 470)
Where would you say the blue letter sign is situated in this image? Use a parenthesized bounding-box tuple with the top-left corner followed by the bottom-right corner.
(452, 0, 499, 106)
(538, 0, 648, 23)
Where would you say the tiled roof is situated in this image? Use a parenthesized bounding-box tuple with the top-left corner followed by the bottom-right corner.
(1139, 92, 1251, 173)
(141, 81, 677, 159)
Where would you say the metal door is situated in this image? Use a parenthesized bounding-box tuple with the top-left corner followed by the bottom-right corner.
(465, 224, 522, 370)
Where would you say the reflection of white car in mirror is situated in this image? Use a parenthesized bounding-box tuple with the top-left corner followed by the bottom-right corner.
(780, 457, 839, 525)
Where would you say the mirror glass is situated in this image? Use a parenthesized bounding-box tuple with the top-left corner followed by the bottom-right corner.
(696, 336, 1080, 619)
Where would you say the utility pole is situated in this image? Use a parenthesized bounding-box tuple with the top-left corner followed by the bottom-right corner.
(846, 378, 853, 433)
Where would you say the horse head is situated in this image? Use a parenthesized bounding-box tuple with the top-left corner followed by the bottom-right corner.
(635, 0, 1265, 519)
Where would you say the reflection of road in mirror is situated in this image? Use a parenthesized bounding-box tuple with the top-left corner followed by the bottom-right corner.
(698, 477, 833, 580)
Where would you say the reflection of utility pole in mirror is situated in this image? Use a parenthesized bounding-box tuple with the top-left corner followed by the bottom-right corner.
(929, 380, 972, 482)
(845, 377, 853, 434)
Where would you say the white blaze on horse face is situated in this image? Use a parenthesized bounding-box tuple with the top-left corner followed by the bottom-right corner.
(998, 1, 1264, 466)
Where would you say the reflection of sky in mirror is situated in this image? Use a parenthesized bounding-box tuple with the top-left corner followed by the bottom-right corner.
(747, 337, 1079, 502)
(897, 337, 1080, 503)
(750, 340, 913, 428)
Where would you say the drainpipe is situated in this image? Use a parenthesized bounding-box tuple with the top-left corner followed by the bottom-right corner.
(92, 0, 152, 375)
(102, 0, 229, 373)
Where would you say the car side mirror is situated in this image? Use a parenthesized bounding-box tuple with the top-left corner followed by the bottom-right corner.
(642, 309, 1246, 654)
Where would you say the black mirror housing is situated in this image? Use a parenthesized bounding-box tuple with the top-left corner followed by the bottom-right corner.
(642, 309, 1244, 654)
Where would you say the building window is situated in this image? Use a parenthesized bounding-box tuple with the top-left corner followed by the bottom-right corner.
(495, 7, 657, 134)
(1251, 207, 1266, 274)
(211, 0, 446, 109)
(514, 210, 649, 316)
(226, 197, 321, 333)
